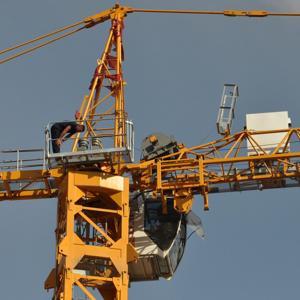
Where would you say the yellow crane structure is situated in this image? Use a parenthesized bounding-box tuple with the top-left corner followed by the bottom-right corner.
(1, 4, 300, 300)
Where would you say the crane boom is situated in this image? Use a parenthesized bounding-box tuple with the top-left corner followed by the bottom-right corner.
(128, 128, 300, 212)
(2, 5, 300, 65)
(1, 128, 300, 203)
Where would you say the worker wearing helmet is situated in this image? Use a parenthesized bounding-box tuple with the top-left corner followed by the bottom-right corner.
(51, 122, 85, 153)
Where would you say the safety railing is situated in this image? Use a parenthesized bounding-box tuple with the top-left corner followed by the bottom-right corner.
(0, 148, 46, 171)
(45, 118, 134, 168)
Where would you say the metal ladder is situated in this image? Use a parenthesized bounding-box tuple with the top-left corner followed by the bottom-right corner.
(216, 84, 239, 135)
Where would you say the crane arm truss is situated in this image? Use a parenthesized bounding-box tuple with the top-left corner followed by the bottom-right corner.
(0, 168, 63, 201)
(1, 128, 300, 210)
(127, 128, 300, 212)
(71, 13, 127, 157)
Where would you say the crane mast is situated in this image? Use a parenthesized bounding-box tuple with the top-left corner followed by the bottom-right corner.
(72, 15, 127, 153)
(1, 4, 300, 300)
(47, 12, 134, 299)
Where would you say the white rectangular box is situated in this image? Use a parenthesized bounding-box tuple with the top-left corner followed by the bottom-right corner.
(246, 111, 291, 155)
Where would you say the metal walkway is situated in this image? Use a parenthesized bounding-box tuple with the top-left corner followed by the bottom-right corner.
(0, 148, 46, 171)
(0, 148, 60, 201)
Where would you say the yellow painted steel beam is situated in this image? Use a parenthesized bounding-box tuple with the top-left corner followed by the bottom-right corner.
(0, 168, 62, 181)
(2, 4, 300, 65)
(127, 128, 300, 212)
(50, 171, 131, 300)
(0, 129, 299, 210)
(0, 168, 62, 201)
(0, 189, 57, 201)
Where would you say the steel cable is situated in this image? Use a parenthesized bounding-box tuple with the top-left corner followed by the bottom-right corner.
(0, 20, 85, 56)
(2, 6, 300, 65)
(0, 26, 85, 65)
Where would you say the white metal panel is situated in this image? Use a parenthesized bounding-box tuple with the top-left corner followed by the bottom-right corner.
(246, 111, 291, 155)
(131, 203, 162, 256)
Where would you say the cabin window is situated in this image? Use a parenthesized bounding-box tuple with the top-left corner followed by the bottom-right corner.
(144, 198, 181, 250)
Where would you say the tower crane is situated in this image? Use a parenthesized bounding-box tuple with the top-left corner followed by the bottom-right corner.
(1, 4, 300, 300)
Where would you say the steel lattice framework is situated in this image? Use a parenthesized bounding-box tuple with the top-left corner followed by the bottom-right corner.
(1, 4, 300, 300)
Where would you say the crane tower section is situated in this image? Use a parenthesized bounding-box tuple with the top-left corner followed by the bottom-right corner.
(45, 11, 134, 171)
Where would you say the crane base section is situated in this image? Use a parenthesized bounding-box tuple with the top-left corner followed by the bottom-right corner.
(48, 171, 132, 300)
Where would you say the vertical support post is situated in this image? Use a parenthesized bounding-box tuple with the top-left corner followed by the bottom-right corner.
(113, 15, 126, 149)
(157, 160, 162, 190)
(16, 149, 20, 171)
(199, 158, 204, 186)
(199, 157, 209, 211)
(202, 188, 209, 211)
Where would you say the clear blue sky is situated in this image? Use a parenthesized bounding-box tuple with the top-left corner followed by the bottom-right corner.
(1, 0, 300, 299)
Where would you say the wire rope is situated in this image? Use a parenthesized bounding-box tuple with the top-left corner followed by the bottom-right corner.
(2, 7, 300, 64)
(0, 20, 85, 56)
(0, 26, 85, 65)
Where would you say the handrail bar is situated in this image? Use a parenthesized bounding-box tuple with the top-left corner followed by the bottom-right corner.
(0, 148, 44, 153)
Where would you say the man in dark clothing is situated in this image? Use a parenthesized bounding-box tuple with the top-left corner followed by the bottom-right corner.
(51, 122, 85, 153)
